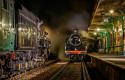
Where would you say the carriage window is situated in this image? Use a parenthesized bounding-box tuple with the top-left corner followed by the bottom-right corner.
(18, 16, 36, 48)
(3, 0, 8, 9)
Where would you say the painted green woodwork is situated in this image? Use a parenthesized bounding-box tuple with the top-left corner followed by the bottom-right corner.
(97, 16, 125, 54)
(0, 0, 15, 51)
(0, 31, 15, 51)
(97, 19, 113, 53)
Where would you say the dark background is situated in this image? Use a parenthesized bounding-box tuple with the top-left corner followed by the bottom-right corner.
(18, 0, 96, 59)
(19, 0, 95, 28)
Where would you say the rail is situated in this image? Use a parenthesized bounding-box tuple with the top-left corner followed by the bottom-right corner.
(49, 63, 69, 80)
(81, 62, 91, 80)
(49, 62, 91, 80)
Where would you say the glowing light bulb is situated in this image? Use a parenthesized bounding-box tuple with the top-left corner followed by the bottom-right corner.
(118, 28, 122, 32)
(109, 9, 114, 14)
(94, 32, 97, 35)
(18, 27, 22, 31)
(34, 32, 36, 35)
(96, 28, 100, 31)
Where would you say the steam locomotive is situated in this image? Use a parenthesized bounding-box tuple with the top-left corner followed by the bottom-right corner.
(65, 29, 87, 61)
(0, 0, 51, 78)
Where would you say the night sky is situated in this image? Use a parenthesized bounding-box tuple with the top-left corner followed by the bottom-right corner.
(19, 0, 96, 59)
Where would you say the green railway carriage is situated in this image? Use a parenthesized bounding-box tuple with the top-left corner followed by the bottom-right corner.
(0, 0, 38, 51)
(0, 0, 52, 78)
(0, 0, 15, 51)
(16, 5, 39, 49)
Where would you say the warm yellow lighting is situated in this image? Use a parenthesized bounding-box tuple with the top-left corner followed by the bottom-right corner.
(114, 28, 117, 32)
(109, 9, 114, 14)
(93, 32, 97, 35)
(2, 23, 6, 26)
(96, 28, 100, 31)
(33, 32, 36, 35)
(118, 28, 122, 32)
(18, 27, 22, 31)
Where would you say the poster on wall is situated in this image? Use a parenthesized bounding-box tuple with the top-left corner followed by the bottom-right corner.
(115, 31, 122, 46)
(110, 32, 113, 47)
(124, 30, 125, 51)
(115, 20, 123, 53)
(103, 37, 106, 48)
(115, 20, 123, 47)
(124, 16, 125, 51)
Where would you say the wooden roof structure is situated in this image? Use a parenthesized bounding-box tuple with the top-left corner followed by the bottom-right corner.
(89, 0, 125, 30)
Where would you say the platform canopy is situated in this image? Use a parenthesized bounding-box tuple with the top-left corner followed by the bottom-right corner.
(89, 0, 125, 32)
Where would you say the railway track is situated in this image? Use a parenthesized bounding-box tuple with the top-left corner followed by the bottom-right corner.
(31, 62, 67, 80)
(8, 61, 104, 80)
(7, 60, 58, 80)
(49, 62, 91, 80)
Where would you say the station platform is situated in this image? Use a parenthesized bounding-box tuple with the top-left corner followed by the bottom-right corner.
(88, 53, 125, 69)
(87, 53, 125, 80)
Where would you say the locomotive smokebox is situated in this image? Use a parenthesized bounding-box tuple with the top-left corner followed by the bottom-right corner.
(65, 29, 88, 61)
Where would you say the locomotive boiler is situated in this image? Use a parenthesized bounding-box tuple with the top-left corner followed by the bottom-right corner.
(65, 29, 87, 61)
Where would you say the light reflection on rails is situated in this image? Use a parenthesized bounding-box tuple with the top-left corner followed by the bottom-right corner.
(49, 62, 91, 80)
